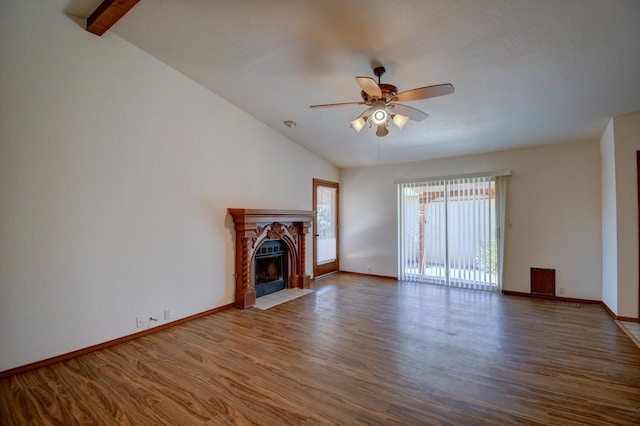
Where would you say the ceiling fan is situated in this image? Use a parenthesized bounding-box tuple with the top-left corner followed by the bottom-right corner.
(310, 66, 454, 137)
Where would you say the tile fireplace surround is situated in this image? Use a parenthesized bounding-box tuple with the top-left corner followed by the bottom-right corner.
(228, 209, 315, 308)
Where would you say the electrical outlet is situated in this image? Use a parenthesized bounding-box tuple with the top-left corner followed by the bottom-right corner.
(559, 287, 566, 295)
(367, 266, 372, 273)
(164, 309, 171, 320)
(136, 316, 145, 328)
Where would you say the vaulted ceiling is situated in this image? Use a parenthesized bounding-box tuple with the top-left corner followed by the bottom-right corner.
(60, 0, 640, 168)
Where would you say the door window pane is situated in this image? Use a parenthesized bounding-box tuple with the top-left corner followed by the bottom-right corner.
(317, 186, 337, 263)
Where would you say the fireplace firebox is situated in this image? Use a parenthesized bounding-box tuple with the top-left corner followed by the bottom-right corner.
(254, 240, 286, 297)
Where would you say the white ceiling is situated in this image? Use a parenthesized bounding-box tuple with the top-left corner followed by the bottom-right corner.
(60, 0, 640, 168)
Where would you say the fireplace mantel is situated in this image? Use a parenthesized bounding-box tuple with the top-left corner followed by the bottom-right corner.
(228, 209, 316, 308)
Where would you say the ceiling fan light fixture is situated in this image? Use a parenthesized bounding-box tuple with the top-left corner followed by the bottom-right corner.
(392, 114, 409, 130)
(371, 101, 388, 125)
(372, 109, 387, 124)
(350, 117, 367, 133)
(376, 123, 389, 137)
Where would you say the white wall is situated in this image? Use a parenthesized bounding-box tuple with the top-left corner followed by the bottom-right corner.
(600, 119, 618, 312)
(341, 141, 602, 300)
(0, 0, 338, 372)
(611, 112, 640, 318)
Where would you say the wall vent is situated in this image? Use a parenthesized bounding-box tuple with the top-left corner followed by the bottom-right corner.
(531, 268, 556, 296)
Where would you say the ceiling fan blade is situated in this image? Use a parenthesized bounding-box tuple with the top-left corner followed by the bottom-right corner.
(393, 83, 454, 102)
(388, 103, 429, 121)
(356, 76, 382, 98)
(310, 101, 366, 109)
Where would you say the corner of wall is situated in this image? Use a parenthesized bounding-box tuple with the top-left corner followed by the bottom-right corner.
(600, 118, 618, 314)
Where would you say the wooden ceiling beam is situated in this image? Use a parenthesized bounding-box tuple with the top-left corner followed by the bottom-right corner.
(86, 0, 140, 36)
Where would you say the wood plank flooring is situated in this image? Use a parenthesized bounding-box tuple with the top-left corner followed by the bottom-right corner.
(1, 274, 640, 425)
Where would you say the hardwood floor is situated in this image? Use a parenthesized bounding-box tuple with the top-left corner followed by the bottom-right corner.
(1, 274, 639, 425)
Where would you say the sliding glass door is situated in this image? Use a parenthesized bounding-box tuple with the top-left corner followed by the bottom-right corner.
(398, 174, 507, 291)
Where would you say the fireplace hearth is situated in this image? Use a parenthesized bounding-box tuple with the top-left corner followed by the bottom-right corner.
(228, 209, 316, 308)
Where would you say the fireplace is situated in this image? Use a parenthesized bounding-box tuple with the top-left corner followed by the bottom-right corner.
(228, 209, 316, 308)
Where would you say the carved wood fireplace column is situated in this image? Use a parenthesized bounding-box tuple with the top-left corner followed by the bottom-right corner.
(229, 209, 316, 309)
(290, 220, 311, 289)
(234, 225, 258, 309)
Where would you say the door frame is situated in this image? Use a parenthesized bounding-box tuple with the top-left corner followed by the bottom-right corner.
(637, 151, 640, 319)
(313, 178, 340, 278)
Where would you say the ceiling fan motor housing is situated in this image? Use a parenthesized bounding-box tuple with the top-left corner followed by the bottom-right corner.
(361, 84, 398, 103)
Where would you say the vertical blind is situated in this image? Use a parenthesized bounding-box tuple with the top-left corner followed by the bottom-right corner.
(397, 172, 508, 292)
